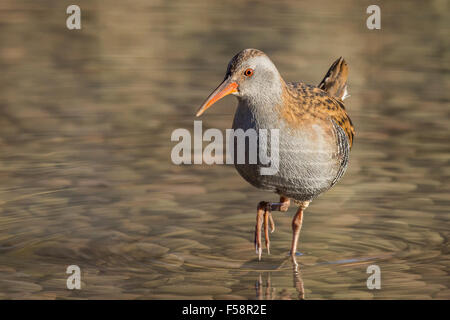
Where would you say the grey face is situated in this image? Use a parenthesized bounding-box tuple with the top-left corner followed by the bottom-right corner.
(227, 54, 283, 106)
(195, 49, 283, 117)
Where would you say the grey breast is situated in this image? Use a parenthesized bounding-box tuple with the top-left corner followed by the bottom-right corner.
(231, 102, 349, 201)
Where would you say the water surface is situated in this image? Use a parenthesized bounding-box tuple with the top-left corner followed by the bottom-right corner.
(0, 0, 448, 299)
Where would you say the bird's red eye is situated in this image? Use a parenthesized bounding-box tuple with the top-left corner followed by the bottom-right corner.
(244, 68, 254, 77)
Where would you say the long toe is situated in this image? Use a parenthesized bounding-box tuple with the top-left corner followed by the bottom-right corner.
(264, 210, 270, 255)
(255, 207, 264, 259)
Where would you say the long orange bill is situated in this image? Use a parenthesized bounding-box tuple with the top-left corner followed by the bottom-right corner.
(196, 77, 238, 117)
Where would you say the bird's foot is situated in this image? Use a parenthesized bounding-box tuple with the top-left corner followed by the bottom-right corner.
(255, 201, 275, 260)
(254, 197, 290, 261)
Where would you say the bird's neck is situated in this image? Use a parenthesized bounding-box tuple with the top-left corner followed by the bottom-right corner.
(237, 76, 285, 123)
(235, 88, 286, 131)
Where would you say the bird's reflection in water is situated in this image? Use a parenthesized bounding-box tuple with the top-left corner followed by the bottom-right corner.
(255, 256, 305, 300)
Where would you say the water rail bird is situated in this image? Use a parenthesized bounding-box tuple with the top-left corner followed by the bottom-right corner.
(196, 49, 355, 260)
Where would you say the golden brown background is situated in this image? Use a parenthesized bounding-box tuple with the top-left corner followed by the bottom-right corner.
(0, 0, 448, 299)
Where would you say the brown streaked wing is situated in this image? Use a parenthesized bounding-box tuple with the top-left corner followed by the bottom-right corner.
(281, 82, 355, 148)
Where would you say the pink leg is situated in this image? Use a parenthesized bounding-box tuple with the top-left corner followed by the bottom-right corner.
(255, 197, 290, 260)
(290, 201, 310, 256)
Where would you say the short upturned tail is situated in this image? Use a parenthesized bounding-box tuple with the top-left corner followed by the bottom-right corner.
(318, 57, 349, 101)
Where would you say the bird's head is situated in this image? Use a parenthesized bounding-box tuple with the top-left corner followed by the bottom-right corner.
(196, 49, 283, 117)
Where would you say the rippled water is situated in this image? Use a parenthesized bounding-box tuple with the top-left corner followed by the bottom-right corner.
(0, 0, 448, 299)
